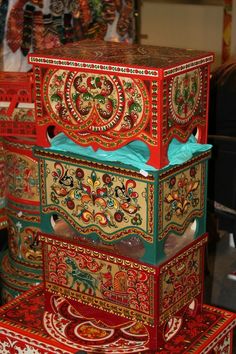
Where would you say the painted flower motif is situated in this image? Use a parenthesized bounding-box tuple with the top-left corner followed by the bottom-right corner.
(75, 168, 84, 179)
(74, 189, 81, 199)
(169, 176, 176, 188)
(171, 200, 178, 210)
(192, 197, 199, 207)
(66, 198, 75, 210)
(131, 213, 142, 226)
(162, 295, 173, 309)
(51, 192, 59, 204)
(139, 301, 149, 313)
(102, 173, 112, 185)
(97, 187, 107, 197)
(107, 198, 114, 208)
(114, 211, 124, 222)
(165, 211, 172, 221)
(177, 177, 187, 189)
(188, 191, 193, 200)
(190, 167, 197, 177)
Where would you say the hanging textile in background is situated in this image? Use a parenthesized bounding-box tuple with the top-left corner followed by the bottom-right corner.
(0, 0, 9, 43)
(21, 4, 35, 56)
(30, 0, 43, 7)
(42, 13, 61, 49)
(87, 0, 107, 40)
(78, 0, 92, 31)
(63, 12, 73, 43)
(49, 0, 64, 17)
(2, 0, 137, 71)
(52, 14, 64, 44)
(102, 0, 118, 24)
(69, 0, 84, 41)
(6, 0, 27, 52)
(32, 10, 44, 51)
(72, 14, 84, 41)
(117, 0, 134, 38)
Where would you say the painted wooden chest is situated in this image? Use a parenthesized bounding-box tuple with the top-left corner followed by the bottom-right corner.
(0, 72, 36, 138)
(0, 285, 235, 353)
(34, 145, 211, 265)
(39, 232, 208, 350)
(29, 40, 214, 168)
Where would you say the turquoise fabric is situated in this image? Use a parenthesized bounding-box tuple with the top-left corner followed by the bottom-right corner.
(50, 133, 212, 171)
(168, 135, 212, 166)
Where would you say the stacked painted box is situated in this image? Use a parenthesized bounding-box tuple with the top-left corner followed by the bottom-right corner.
(34, 146, 210, 265)
(0, 38, 229, 351)
(0, 73, 42, 303)
(29, 39, 214, 168)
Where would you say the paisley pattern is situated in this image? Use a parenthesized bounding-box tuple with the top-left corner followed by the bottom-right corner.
(43, 69, 150, 145)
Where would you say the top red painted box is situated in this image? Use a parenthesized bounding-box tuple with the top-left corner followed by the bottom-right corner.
(29, 40, 214, 169)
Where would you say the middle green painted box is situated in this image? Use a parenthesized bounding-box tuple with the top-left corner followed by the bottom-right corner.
(34, 145, 211, 265)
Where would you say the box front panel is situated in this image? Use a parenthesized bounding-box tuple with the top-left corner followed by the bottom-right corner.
(36, 148, 210, 265)
(35, 66, 156, 149)
(42, 236, 156, 327)
(158, 234, 207, 325)
(162, 65, 209, 143)
(38, 150, 157, 263)
(158, 154, 207, 240)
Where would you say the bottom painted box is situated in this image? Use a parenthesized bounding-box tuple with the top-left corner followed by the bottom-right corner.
(0, 284, 235, 353)
(40, 232, 208, 349)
